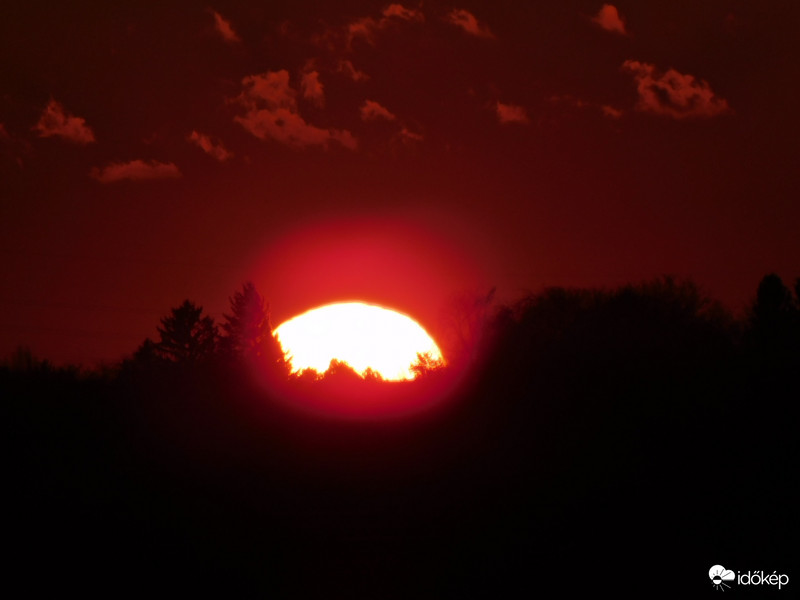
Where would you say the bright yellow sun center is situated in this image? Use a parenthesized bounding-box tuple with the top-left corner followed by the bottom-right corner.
(274, 302, 443, 380)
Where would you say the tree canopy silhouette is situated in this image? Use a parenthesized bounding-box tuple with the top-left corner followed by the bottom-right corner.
(750, 273, 799, 344)
(746, 273, 800, 378)
(438, 286, 496, 366)
(410, 351, 445, 378)
(155, 300, 218, 363)
(220, 282, 288, 374)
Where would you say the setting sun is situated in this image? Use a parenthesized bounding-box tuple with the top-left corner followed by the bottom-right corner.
(274, 302, 443, 380)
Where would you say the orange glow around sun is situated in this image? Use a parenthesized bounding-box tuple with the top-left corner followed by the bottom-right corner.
(274, 302, 444, 380)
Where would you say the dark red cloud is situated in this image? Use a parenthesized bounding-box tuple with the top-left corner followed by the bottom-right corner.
(495, 102, 530, 124)
(90, 159, 181, 183)
(187, 131, 232, 162)
(446, 9, 494, 38)
(398, 127, 423, 143)
(601, 105, 623, 119)
(592, 4, 626, 35)
(346, 17, 378, 46)
(211, 9, 240, 43)
(345, 3, 426, 47)
(337, 59, 369, 82)
(234, 70, 356, 149)
(622, 60, 732, 119)
(382, 4, 424, 22)
(300, 71, 325, 107)
(33, 99, 95, 144)
(360, 100, 396, 122)
(549, 94, 624, 120)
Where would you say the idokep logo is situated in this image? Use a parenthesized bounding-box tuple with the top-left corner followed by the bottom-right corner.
(709, 565, 735, 590)
(709, 565, 790, 591)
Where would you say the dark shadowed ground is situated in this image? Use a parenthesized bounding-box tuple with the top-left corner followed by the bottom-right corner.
(5, 277, 798, 597)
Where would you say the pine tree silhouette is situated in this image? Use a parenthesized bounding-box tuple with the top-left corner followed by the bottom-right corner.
(156, 300, 218, 363)
(220, 282, 288, 375)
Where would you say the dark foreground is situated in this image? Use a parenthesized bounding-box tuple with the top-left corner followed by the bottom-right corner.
(5, 280, 798, 597)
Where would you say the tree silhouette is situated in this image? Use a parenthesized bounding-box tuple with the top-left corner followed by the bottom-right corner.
(438, 286, 496, 366)
(6, 345, 40, 372)
(323, 358, 362, 382)
(362, 366, 384, 382)
(410, 351, 445, 378)
(749, 274, 799, 353)
(156, 300, 218, 363)
(130, 337, 161, 368)
(752, 274, 796, 327)
(220, 282, 288, 374)
(220, 282, 266, 358)
(294, 367, 321, 382)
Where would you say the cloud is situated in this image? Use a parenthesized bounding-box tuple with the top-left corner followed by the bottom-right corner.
(33, 99, 95, 144)
(234, 70, 356, 150)
(398, 127, 424, 143)
(90, 160, 181, 183)
(347, 17, 378, 44)
(548, 94, 589, 109)
(549, 94, 624, 120)
(446, 9, 494, 38)
(382, 4, 424, 22)
(236, 109, 333, 147)
(238, 70, 296, 109)
(622, 60, 732, 119)
(212, 10, 241, 43)
(496, 102, 530, 124)
(187, 131, 233, 161)
(592, 4, 626, 35)
(337, 60, 369, 82)
(360, 100, 396, 121)
(301, 71, 325, 107)
(330, 130, 358, 151)
(346, 4, 425, 47)
(601, 105, 623, 119)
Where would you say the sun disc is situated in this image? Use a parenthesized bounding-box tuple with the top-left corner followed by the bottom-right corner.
(274, 302, 443, 380)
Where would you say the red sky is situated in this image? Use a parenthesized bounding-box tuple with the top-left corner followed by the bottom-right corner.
(1, 1, 798, 366)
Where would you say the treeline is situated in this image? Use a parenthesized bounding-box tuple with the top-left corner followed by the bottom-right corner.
(122, 281, 290, 377)
(3, 273, 798, 595)
(4, 272, 798, 430)
(1, 281, 287, 377)
(6, 273, 799, 381)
